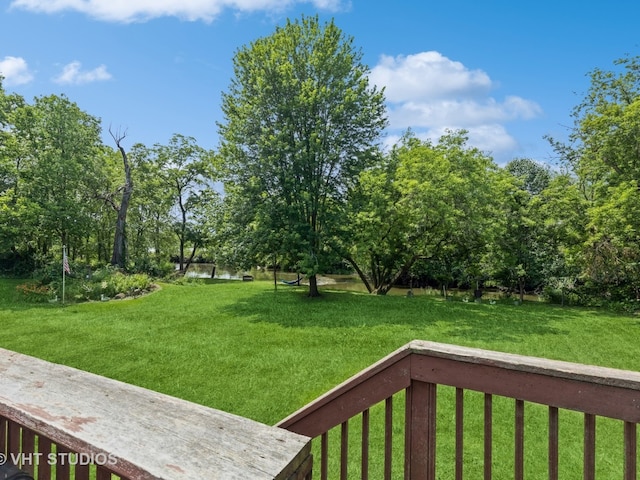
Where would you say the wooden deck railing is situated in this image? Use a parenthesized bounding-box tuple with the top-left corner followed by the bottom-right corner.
(277, 340, 640, 479)
(0, 348, 312, 480)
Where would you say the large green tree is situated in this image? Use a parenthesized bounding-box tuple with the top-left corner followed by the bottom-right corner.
(491, 158, 553, 302)
(219, 15, 387, 296)
(343, 131, 502, 295)
(6, 94, 105, 260)
(552, 55, 640, 300)
(135, 134, 216, 273)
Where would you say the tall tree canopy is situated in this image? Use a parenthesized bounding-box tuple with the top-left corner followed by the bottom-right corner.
(343, 131, 502, 295)
(6, 93, 104, 256)
(218, 14, 387, 296)
(552, 55, 640, 300)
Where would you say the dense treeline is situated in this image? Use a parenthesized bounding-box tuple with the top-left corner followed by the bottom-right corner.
(1, 16, 639, 308)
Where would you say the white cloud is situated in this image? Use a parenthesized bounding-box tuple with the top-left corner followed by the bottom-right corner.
(53, 61, 112, 85)
(0, 56, 34, 86)
(9, 0, 347, 22)
(370, 51, 542, 159)
(370, 52, 492, 102)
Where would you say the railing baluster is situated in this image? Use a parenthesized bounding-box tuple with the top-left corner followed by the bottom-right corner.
(549, 406, 559, 480)
(0, 416, 6, 454)
(55, 446, 71, 480)
(75, 462, 90, 480)
(8, 420, 20, 458)
(456, 388, 464, 480)
(624, 422, 636, 480)
(515, 399, 524, 480)
(405, 387, 410, 480)
(362, 408, 369, 480)
(340, 421, 348, 480)
(584, 414, 596, 480)
(21, 428, 36, 474)
(96, 465, 112, 480)
(321, 431, 328, 480)
(485, 393, 493, 480)
(38, 436, 52, 480)
(384, 396, 393, 480)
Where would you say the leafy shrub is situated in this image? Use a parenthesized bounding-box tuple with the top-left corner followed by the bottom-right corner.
(130, 257, 175, 278)
(45, 266, 155, 302)
(15, 282, 54, 303)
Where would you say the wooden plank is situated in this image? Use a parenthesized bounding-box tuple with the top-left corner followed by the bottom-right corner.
(411, 353, 640, 422)
(407, 340, 640, 390)
(0, 348, 311, 480)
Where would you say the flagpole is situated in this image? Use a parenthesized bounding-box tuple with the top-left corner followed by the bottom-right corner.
(62, 245, 66, 305)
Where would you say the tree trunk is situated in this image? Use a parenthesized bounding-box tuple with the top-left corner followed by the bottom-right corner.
(344, 256, 373, 293)
(110, 129, 133, 269)
(178, 183, 187, 272)
(519, 277, 525, 303)
(372, 254, 423, 295)
(183, 242, 200, 275)
(308, 274, 320, 297)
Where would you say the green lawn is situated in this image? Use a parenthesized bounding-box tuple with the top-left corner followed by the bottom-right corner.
(1, 278, 639, 478)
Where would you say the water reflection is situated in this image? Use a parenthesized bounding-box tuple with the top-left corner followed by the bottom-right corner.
(181, 264, 539, 300)
(182, 263, 420, 296)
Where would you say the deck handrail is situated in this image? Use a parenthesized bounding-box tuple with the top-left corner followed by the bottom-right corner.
(277, 340, 640, 479)
(0, 348, 312, 480)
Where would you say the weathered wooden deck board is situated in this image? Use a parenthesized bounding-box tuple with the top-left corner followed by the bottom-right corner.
(0, 348, 311, 480)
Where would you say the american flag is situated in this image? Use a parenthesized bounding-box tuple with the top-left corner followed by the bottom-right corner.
(63, 251, 71, 274)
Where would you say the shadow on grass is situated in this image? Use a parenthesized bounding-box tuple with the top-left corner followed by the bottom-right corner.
(223, 287, 571, 343)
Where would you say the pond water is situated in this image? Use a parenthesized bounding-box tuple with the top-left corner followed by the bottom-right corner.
(184, 263, 362, 287)
(181, 263, 537, 300)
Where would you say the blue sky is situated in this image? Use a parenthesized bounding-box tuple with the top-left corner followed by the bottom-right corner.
(1, 0, 639, 166)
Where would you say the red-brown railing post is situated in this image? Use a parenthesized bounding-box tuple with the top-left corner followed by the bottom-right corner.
(484, 393, 493, 480)
(405, 380, 437, 479)
(584, 414, 596, 480)
(515, 399, 525, 480)
(625, 421, 637, 480)
(455, 388, 464, 480)
(549, 406, 559, 480)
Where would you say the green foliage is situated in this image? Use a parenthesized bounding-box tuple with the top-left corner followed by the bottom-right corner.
(550, 55, 640, 302)
(219, 14, 386, 296)
(130, 256, 175, 278)
(344, 130, 502, 294)
(15, 282, 54, 303)
(69, 267, 153, 301)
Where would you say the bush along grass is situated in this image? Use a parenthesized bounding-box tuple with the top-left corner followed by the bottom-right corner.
(14, 282, 54, 303)
(18, 266, 156, 303)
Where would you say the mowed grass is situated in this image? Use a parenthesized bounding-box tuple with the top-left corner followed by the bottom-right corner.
(1, 278, 640, 478)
